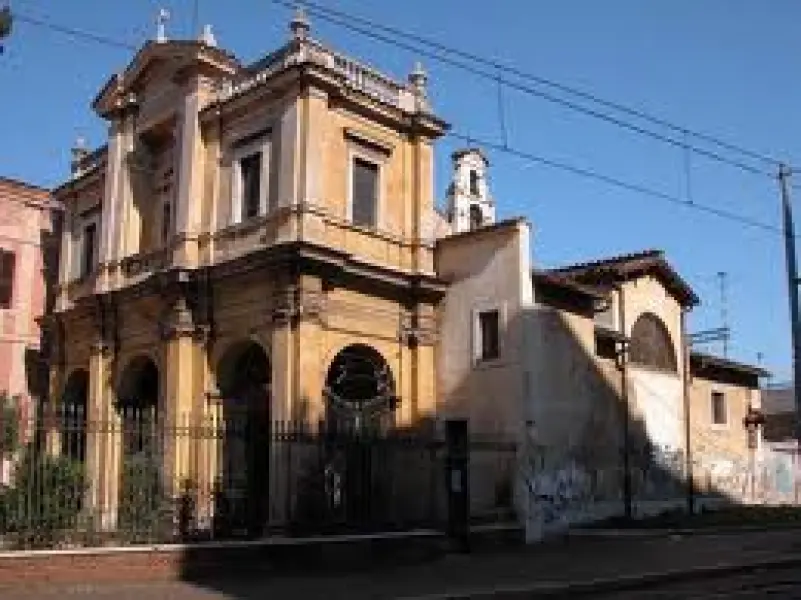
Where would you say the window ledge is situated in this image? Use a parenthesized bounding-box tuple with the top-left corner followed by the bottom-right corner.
(215, 214, 271, 240)
(473, 357, 508, 371)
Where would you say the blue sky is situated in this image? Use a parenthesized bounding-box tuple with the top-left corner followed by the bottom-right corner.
(0, 1, 798, 380)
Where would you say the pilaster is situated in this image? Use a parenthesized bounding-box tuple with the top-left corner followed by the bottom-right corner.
(102, 107, 136, 289)
(398, 304, 438, 426)
(158, 281, 207, 495)
(295, 275, 326, 424)
(173, 76, 207, 268)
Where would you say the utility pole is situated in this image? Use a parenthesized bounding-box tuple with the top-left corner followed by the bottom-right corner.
(717, 271, 729, 357)
(778, 165, 801, 477)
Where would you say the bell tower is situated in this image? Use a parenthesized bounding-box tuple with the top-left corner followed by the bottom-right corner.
(446, 148, 495, 234)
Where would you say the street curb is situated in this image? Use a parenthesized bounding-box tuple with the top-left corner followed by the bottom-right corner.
(400, 554, 801, 599)
(569, 522, 801, 539)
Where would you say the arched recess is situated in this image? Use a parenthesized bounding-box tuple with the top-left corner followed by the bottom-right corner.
(60, 368, 89, 462)
(214, 340, 271, 538)
(469, 204, 483, 231)
(323, 343, 397, 432)
(115, 355, 160, 455)
(629, 313, 678, 373)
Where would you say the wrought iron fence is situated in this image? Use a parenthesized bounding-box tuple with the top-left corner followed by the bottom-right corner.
(0, 408, 518, 550)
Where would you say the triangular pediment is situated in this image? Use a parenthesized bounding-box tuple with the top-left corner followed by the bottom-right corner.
(92, 40, 241, 118)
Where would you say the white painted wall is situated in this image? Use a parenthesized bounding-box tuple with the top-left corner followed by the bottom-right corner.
(435, 219, 532, 435)
(630, 368, 683, 451)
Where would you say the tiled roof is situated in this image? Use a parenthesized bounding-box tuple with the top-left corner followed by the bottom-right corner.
(549, 249, 699, 307)
(531, 269, 607, 300)
(690, 351, 769, 378)
(550, 249, 664, 276)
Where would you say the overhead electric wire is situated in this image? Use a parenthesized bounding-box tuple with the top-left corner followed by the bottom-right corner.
(9, 7, 790, 237)
(14, 12, 137, 51)
(273, 0, 785, 176)
(448, 130, 783, 235)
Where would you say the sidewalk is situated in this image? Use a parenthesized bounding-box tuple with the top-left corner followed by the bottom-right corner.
(3, 529, 801, 599)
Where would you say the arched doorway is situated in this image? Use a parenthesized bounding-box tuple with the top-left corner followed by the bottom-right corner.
(61, 369, 88, 463)
(116, 356, 159, 454)
(115, 356, 161, 534)
(319, 345, 397, 530)
(215, 341, 271, 538)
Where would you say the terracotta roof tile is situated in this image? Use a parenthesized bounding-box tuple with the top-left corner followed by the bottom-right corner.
(548, 249, 699, 307)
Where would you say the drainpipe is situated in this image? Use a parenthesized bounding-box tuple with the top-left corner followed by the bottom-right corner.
(616, 284, 632, 520)
(681, 307, 694, 515)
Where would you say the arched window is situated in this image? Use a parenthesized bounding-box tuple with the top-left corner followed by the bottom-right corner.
(629, 313, 677, 372)
(469, 204, 483, 231)
(324, 344, 396, 431)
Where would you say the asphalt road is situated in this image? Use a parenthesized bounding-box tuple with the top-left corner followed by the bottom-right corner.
(595, 566, 801, 599)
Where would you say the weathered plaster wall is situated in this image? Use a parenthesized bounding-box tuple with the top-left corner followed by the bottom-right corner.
(435, 219, 532, 435)
(0, 179, 53, 412)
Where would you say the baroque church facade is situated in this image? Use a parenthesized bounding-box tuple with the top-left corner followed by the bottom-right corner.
(44, 10, 767, 533)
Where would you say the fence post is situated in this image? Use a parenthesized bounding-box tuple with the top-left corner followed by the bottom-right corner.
(445, 419, 469, 553)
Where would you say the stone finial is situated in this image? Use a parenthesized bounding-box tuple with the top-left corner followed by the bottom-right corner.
(290, 6, 310, 41)
(199, 24, 217, 47)
(70, 136, 89, 176)
(408, 61, 430, 113)
(408, 61, 427, 93)
(156, 8, 170, 43)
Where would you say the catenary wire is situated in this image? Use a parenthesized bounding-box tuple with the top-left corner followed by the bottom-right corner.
(9, 8, 791, 236)
(14, 12, 137, 50)
(272, 0, 785, 176)
(447, 131, 784, 235)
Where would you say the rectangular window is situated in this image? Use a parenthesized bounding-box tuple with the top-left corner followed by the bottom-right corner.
(711, 391, 727, 425)
(162, 200, 172, 244)
(0, 250, 15, 309)
(469, 169, 479, 196)
(81, 222, 97, 279)
(352, 157, 379, 227)
(478, 309, 500, 361)
(239, 152, 262, 221)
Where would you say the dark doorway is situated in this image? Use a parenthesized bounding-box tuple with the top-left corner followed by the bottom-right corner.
(61, 369, 88, 463)
(115, 356, 162, 539)
(216, 341, 271, 538)
(321, 344, 397, 530)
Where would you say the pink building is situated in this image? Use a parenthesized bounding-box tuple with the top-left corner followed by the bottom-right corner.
(0, 176, 58, 441)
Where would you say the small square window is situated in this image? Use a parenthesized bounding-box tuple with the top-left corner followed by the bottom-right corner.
(81, 223, 97, 280)
(352, 157, 379, 228)
(478, 309, 500, 361)
(0, 250, 15, 309)
(239, 152, 262, 221)
(711, 391, 727, 425)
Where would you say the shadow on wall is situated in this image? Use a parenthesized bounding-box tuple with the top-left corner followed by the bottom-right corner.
(173, 306, 753, 597)
(441, 301, 752, 542)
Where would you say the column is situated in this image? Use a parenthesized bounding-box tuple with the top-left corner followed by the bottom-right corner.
(160, 298, 198, 499)
(55, 210, 73, 311)
(268, 281, 295, 527)
(100, 111, 135, 289)
(173, 77, 205, 268)
(85, 341, 111, 525)
(43, 363, 65, 457)
(295, 275, 325, 423)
